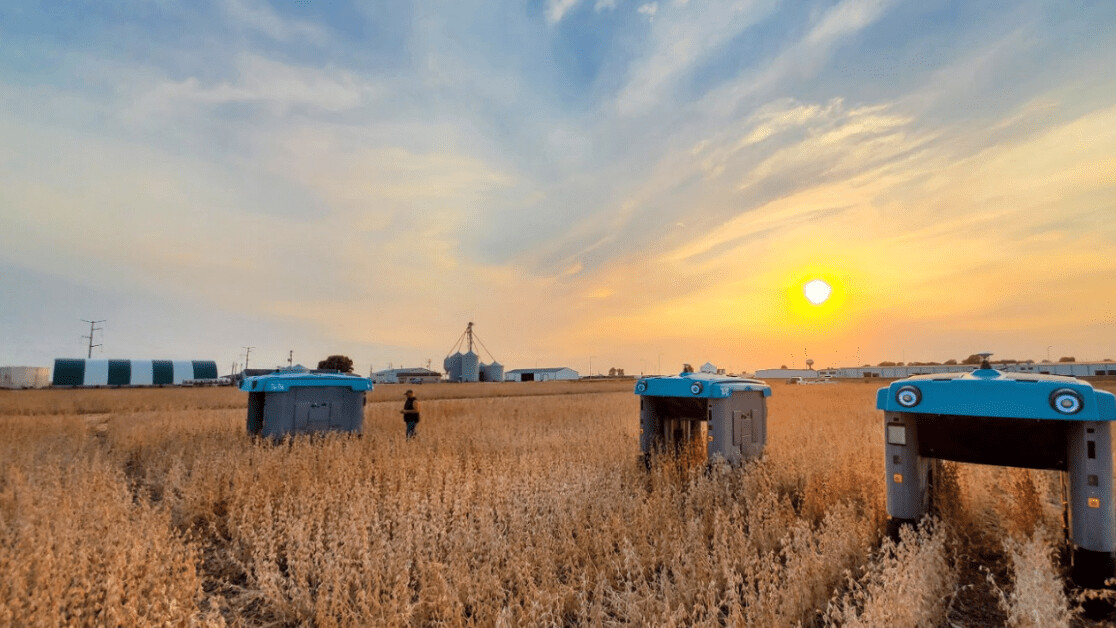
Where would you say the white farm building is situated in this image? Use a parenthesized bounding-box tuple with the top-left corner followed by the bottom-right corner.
(754, 368, 819, 380)
(0, 366, 51, 389)
(371, 367, 442, 385)
(504, 367, 579, 382)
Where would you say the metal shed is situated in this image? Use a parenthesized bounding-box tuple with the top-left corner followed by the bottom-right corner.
(0, 366, 51, 389)
(878, 363, 1116, 587)
(635, 372, 771, 465)
(505, 367, 579, 382)
(241, 370, 373, 439)
(52, 359, 219, 387)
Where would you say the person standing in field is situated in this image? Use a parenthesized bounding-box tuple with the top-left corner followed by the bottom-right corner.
(401, 390, 420, 439)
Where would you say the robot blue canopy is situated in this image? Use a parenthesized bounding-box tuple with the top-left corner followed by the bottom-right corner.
(876, 369, 1116, 421)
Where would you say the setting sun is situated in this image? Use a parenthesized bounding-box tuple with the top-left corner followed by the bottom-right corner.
(804, 279, 832, 305)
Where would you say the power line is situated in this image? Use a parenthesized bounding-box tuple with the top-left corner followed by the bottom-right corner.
(81, 319, 104, 358)
(243, 346, 255, 370)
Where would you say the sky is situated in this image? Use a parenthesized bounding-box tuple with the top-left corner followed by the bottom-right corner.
(1, 0, 1115, 376)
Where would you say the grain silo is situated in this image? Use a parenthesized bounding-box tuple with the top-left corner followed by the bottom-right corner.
(481, 361, 504, 382)
(461, 350, 480, 382)
(444, 322, 500, 383)
(445, 352, 463, 381)
(486, 361, 508, 381)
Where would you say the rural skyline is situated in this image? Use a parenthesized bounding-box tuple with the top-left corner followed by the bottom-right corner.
(1, 0, 1114, 375)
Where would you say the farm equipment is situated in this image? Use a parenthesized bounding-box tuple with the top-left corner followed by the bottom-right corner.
(878, 356, 1116, 587)
(635, 371, 771, 465)
(241, 368, 373, 439)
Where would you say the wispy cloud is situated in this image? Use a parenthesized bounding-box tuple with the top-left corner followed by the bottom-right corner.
(223, 0, 328, 42)
(129, 54, 374, 117)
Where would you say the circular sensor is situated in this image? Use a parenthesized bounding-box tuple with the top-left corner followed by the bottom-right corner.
(690, 382, 703, 395)
(1050, 388, 1083, 414)
(896, 385, 921, 408)
(635, 381, 647, 393)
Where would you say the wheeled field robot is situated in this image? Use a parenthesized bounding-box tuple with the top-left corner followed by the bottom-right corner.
(636, 372, 771, 464)
(242, 369, 373, 440)
(878, 361, 1116, 587)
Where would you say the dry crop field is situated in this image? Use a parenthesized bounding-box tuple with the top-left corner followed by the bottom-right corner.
(2, 380, 1115, 627)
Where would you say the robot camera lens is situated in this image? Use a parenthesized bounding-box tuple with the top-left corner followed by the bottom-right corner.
(1050, 389, 1082, 414)
(896, 386, 921, 408)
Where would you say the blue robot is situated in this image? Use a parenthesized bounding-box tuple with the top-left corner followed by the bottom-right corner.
(878, 356, 1116, 587)
(635, 371, 771, 464)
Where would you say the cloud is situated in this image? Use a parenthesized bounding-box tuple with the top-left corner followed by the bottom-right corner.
(547, 0, 582, 23)
(637, 3, 658, 20)
(223, 0, 327, 42)
(613, 0, 779, 115)
(595, 0, 618, 11)
(129, 54, 374, 118)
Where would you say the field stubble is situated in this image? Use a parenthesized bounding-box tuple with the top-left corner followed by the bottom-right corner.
(1, 381, 1113, 626)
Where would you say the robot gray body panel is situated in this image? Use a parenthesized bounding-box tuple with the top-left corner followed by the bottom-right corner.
(883, 412, 932, 521)
(1067, 422, 1115, 556)
(249, 386, 365, 439)
(708, 393, 767, 463)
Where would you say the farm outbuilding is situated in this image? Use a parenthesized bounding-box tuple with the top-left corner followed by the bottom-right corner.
(371, 367, 442, 385)
(754, 368, 818, 380)
(0, 366, 51, 389)
(52, 359, 220, 387)
(504, 367, 579, 382)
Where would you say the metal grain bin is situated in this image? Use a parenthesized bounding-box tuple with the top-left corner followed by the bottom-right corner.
(241, 370, 373, 439)
(445, 352, 463, 382)
(878, 361, 1116, 587)
(481, 361, 504, 382)
(635, 372, 771, 465)
(460, 350, 479, 382)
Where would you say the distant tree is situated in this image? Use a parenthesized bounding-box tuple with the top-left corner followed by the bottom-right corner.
(318, 355, 354, 372)
(878, 361, 897, 367)
(862, 364, 871, 368)
(1058, 356, 1076, 363)
(943, 359, 958, 365)
(1105, 358, 1114, 363)
(780, 365, 788, 369)
(961, 354, 984, 365)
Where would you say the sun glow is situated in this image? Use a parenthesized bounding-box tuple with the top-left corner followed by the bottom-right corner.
(804, 279, 832, 305)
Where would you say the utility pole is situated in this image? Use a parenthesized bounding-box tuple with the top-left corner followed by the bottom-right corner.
(243, 346, 255, 370)
(81, 319, 104, 358)
(288, 350, 293, 367)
